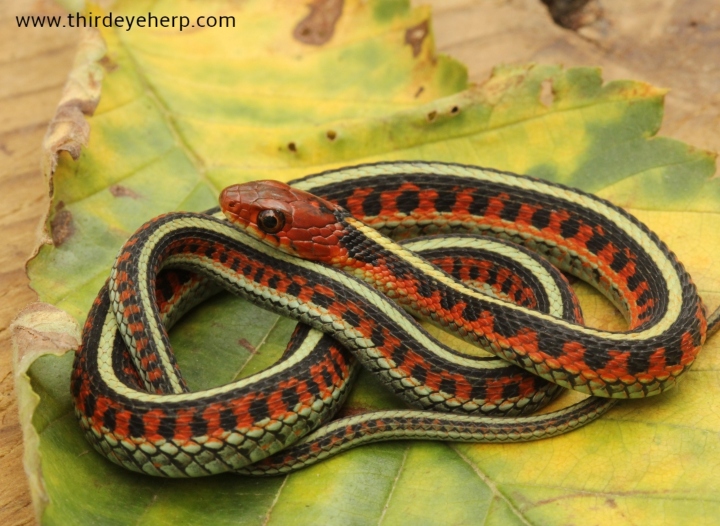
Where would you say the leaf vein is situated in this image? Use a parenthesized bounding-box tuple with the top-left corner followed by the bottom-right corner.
(450, 445, 535, 526)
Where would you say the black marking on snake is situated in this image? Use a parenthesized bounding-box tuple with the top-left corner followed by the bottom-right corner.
(386, 256, 414, 281)
(416, 279, 433, 298)
(220, 408, 238, 431)
(384, 340, 409, 366)
(267, 275, 280, 290)
(500, 199, 522, 223)
(286, 282, 302, 298)
(439, 377, 456, 396)
(281, 387, 302, 411)
(157, 278, 176, 306)
(254, 267, 265, 283)
(560, 216, 581, 239)
(500, 273, 515, 297)
(610, 248, 631, 274)
(319, 367, 335, 389)
(342, 308, 360, 329)
(664, 342, 685, 367)
(334, 195, 348, 211)
(396, 190, 419, 216)
(84, 392, 96, 418)
(311, 291, 334, 310)
(370, 326, 385, 347)
(462, 303, 481, 322)
(532, 331, 565, 359)
(502, 382, 521, 401)
(249, 397, 270, 422)
(451, 258, 463, 280)
(157, 415, 177, 440)
(144, 360, 160, 373)
(329, 348, 352, 378)
(486, 265, 499, 290)
(440, 290, 458, 311)
(627, 349, 652, 376)
(102, 407, 117, 432)
(581, 346, 613, 370)
(585, 230, 609, 255)
(626, 271, 642, 292)
(190, 413, 208, 436)
(125, 310, 141, 325)
(71, 372, 83, 398)
(490, 313, 523, 341)
(636, 288, 652, 308)
(129, 413, 145, 437)
(411, 364, 427, 385)
(435, 190, 457, 213)
(530, 207, 552, 231)
(469, 382, 487, 404)
(362, 190, 382, 217)
(468, 193, 489, 217)
(692, 318, 704, 348)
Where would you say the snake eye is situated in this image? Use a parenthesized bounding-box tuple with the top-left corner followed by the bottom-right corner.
(257, 209, 286, 234)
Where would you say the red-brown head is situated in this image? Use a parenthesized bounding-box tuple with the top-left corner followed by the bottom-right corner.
(220, 180, 348, 263)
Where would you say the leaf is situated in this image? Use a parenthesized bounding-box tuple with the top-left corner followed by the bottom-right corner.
(16, 0, 720, 524)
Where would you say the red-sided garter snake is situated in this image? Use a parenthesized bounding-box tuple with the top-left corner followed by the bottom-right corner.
(73, 161, 715, 477)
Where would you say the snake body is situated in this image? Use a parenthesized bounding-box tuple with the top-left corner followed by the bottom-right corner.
(73, 161, 711, 477)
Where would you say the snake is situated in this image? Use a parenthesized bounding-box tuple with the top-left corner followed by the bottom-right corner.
(72, 161, 714, 477)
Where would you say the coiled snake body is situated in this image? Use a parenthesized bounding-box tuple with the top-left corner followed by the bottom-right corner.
(72, 162, 714, 477)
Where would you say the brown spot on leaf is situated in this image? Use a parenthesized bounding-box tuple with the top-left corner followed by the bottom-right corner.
(540, 78, 555, 107)
(109, 184, 141, 199)
(51, 202, 74, 246)
(427, 110, 437, 121)
(288, 142, 298, 152)
(414, 86, 425, 98)
(293, 0, 344, 46)
(99, 54, 118, 72)
(450, 105, 459, 114)
(405, 20, 429, 57)
(238, 338, 256, 354)
(326, 130, 337, 140)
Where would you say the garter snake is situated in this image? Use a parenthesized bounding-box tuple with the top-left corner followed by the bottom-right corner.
(73, 161, 713, 477)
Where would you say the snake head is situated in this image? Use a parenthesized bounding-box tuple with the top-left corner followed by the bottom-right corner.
(220, 180, 349, 264)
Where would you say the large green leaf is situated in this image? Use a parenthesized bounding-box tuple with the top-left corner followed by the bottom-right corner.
(15, 0, 720, 524)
